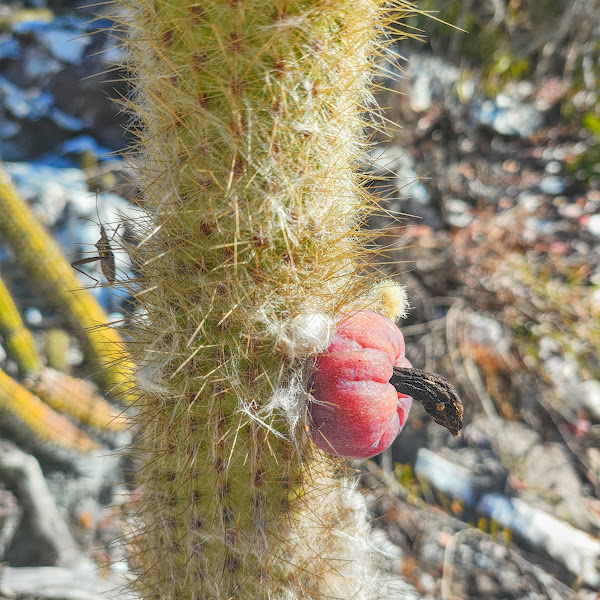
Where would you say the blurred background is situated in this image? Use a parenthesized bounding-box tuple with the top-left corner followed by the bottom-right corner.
(0, 1, 599, 598)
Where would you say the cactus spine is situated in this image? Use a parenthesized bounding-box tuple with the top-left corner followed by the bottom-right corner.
(119, 1, 413, 598)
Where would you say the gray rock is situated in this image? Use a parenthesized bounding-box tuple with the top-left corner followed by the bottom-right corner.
(572, 380, 600, 422)
(0, 16, 128, 158)
(469, 418, 541, 458)
(409, 71, 433, 113)
(0, 119, 20, 138)
(444, 198, 473, 228)
(415, 448, 479, 506)
(543, 354, 581, 391)
(467, 313, 507, 348)
(45, 437, 131, 517)
(0, 488, 21, 561)
(22, 47, 62, 80)
(478, 493, 600, 587)
(414, 447, 506, 507)
(471, 419, 600, 532)
(0, 565, 138, 600)
(474, 571, 497, 595)
(37, 28, 91, 65)
(24, 307, 43, 326)
(587, 214, 600, 237)
(0, 441, 80, 568)
(0, 35, 20, 61)
(515, 443, 599, 532)
(540, 176, 566, 195)
(474, 95, 543, 138)
(369, 144, 431, 205)
(518, 191, 543, 213)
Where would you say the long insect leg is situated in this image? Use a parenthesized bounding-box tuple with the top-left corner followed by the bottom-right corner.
(71, 256, 101, 286)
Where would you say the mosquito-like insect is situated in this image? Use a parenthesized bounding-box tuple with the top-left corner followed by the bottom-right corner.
(71, 191, 120, 286)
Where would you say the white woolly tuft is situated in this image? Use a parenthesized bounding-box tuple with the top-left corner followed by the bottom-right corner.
(286, 475, 388, 600)
(134, 344, 176, 397)
(261, 311, 334, 358)
(281, 312, 334, 357)
(260, 370, 311, 435)
(250, 311, 331, 437)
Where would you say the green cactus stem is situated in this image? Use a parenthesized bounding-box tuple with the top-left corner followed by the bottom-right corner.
(117, 1, 417, 598)
(0, 367, 98, 455)
(44, 328, 71, 372)
(0, 273, 42, 376)
(0, 163, 135, 402)
(0, 274, 126, 433)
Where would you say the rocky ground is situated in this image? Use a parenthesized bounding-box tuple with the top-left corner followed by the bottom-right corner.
(364, 52, 600, 599)
(0, 2, 599, 599)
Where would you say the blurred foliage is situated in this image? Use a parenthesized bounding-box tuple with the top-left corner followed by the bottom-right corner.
(569, 113, 600, 185)
(412, 0, 600, 90)
(0, 274, 43, 376)
(0, 367, 99, 455)
(0, 8, 54, 32)
(0, 269, 126, 456)
(44, 329, 71, 373)
(514, 255, 600, 383)
(393, 462, 514, 544)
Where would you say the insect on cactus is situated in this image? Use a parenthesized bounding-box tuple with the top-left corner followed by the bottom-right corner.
(71, 191, 120, 286)
(0, 163, 134, 400)
(110, 1, 457, 599)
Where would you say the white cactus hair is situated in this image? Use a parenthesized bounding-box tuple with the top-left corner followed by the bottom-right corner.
(287, 475, 388, 600)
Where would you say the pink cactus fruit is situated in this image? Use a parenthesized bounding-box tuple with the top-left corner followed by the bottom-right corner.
(309, 311, 413, 459)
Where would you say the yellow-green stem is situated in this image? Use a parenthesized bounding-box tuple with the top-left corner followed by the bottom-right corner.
(0, 273, 42, 375)
(0, 367, 98, 454)
(0, 163, 135, 402)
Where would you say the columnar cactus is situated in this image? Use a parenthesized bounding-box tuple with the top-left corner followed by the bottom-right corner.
(117, 1, 417, 598)
(0, 266, 125, 452)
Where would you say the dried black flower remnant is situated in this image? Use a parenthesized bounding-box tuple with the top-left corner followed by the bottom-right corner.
(390, 367, 464, 437)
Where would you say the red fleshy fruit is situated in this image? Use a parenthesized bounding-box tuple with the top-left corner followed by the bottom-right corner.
(309, 311, 413, 459)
